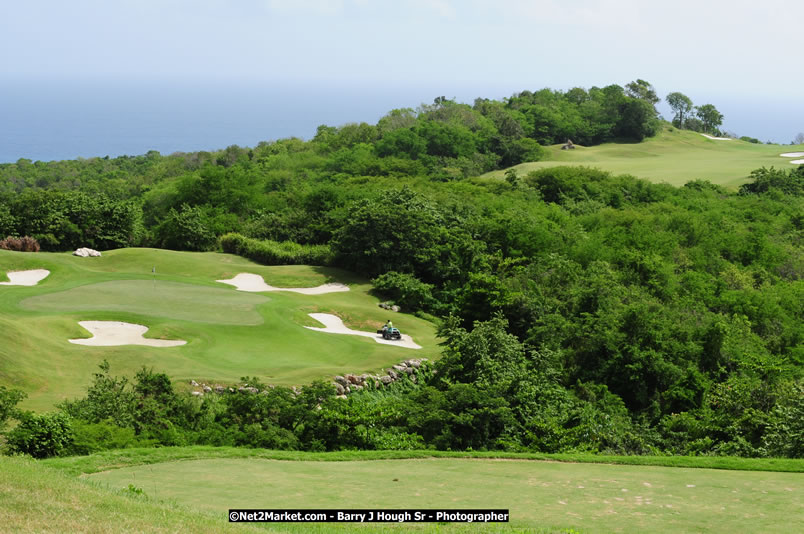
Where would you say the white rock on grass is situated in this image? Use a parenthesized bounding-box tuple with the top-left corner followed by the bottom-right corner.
(73, 247, 101, 257)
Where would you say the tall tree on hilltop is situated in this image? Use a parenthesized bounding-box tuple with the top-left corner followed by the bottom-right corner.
(695, 104, 724, 135)
(666, 92, 694, 127)
(625, 79, 659, 108)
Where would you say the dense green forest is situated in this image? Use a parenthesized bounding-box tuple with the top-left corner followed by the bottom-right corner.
(1, 82, 802, 458)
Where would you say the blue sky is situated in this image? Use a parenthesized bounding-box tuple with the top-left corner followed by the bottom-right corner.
(1, 1, 801, 142)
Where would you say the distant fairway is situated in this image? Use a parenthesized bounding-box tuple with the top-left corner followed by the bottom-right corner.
(87, 456, 803, 533)
(482, 126, 804, 187)
(0, 248, 440, 411)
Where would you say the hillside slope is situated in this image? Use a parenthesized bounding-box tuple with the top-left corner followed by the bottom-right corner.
(0, 248, 439, 411)
(482, 126, 804, 187)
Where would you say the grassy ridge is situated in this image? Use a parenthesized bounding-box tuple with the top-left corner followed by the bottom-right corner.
(0, 248, 440, 411)
(482, 127, 804, 187)
(43, 446, 804, 476)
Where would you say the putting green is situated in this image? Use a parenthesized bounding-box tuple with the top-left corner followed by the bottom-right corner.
(21, 280, 270, 325)
(87, 458, 803, 533)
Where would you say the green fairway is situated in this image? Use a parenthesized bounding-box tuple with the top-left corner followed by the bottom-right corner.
(86, 456, 803, 533)
(482, 126, 804, 187)
(0, 248, 440, 411)
(22, 280, 271, 325)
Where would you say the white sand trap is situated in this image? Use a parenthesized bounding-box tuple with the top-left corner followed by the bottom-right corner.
(700, 134, 732, 141)
(0, 269, 50, 286)
(69, 321, 186, 347)
(304, 313, 421, 349)
(780, 152, 804, 157)
(790, 159, 804, 164)
(217, 273, 349, 294)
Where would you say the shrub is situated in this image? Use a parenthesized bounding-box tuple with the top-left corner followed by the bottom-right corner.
(6, 412, 74, 458)
(65, 420, 151, 455)
(220, 233, 333, 266)
(372, 271, 435, 312)
(0, 235, 40, 252)
(154, 204, 216, 251)
(739, 166, 803, 196)
(0, 386, 26, 431)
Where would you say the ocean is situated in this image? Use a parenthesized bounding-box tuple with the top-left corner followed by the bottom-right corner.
(1, 80, 801, 164)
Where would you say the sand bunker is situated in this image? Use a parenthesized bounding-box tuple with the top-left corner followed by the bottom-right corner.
(791, 159, 804, 164)
(780, 152, 804, 157)
(304, 313, 421, 349)
(217, 273, 349, 294)
(0, 269, 50, 286)
(700, 134, 732, 141)
(69, 321, 186, 347)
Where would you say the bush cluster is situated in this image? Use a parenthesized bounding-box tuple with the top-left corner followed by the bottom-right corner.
(220, 233, 333, 266)
(0, 235, 40, 252)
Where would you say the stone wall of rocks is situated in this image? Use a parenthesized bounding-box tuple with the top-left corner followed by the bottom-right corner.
(187, 358, 429, 399)
(332, 358, 428, 399)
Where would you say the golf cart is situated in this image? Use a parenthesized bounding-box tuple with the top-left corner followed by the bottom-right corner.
(377, 325, 402, 340)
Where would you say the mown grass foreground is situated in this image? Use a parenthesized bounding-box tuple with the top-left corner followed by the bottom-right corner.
(483, 126, 804, 187)
(0, 248, 440, 411)
(29, 447, 804, 533)
(85, 458, 803, 533)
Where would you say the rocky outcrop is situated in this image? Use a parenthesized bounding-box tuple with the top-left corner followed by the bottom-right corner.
(378, 302, 401, 312)
(73, 247, 102, 257)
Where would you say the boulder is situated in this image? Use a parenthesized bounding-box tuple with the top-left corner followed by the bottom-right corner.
(387, 369, 398, 379)
(336, 395, 348, 400)
(191, 391, 203, 396)
(215, 386, 225, 393)
(379, 375, 394, 385)
(346, 374, 361, 385)
(190, 379, 199, 387)
(73, 247, 101, 257)
(334, 375, 348, 386)
(334, 383, 345, 395)
(202, 385, 212, 393)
